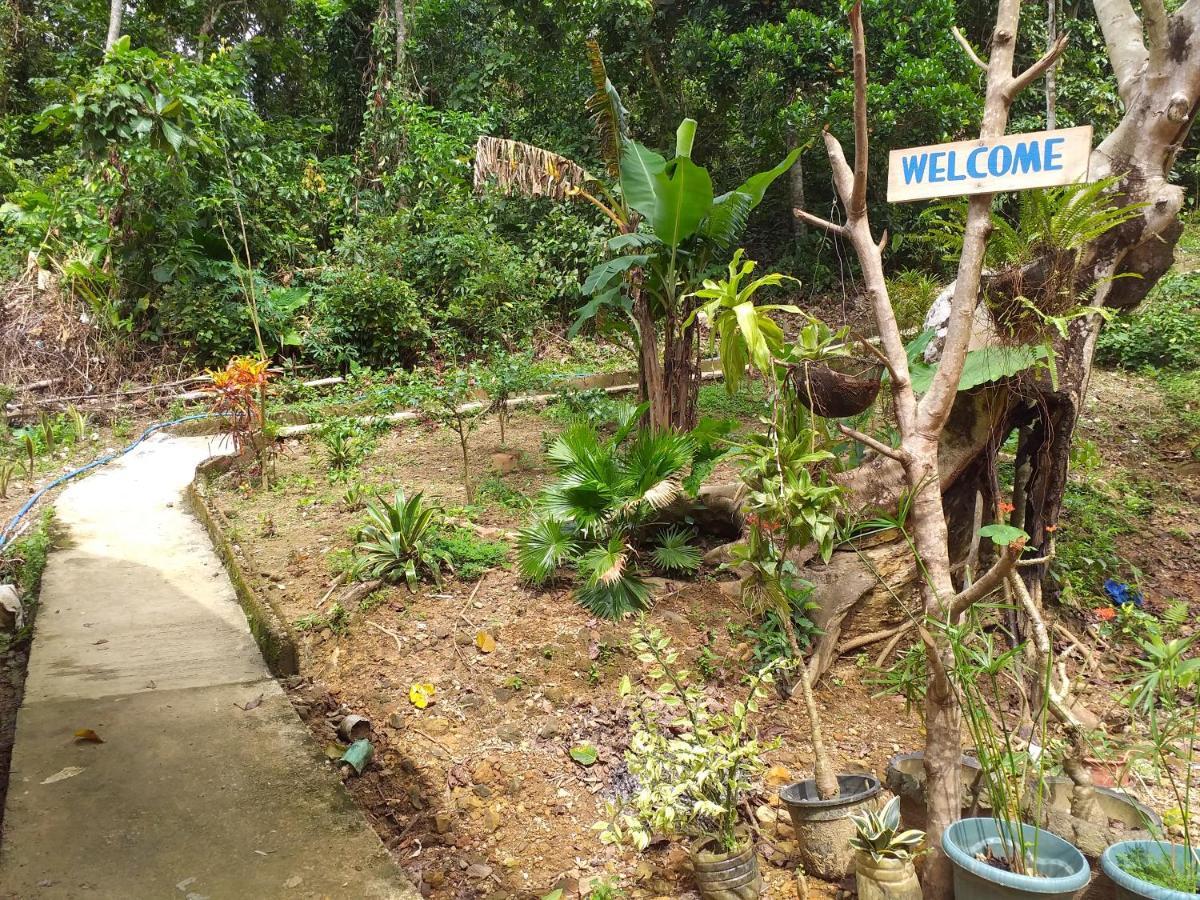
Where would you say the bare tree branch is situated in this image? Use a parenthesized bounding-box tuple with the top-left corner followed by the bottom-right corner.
(1008, 34, 1070, 99)
(792, 207, 844, 236)
(849, 1, 870, 219)
(1093, 0, 1148, 105)
(951, 26, 989, 71)
(836, 423, 910, 463)
(1142, 0, 1169, 68)
(948, 544, 1021, 618)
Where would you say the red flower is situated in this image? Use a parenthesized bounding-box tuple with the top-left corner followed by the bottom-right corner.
(999, 501, 1015, 515)
(1095, 607, 1116, 621)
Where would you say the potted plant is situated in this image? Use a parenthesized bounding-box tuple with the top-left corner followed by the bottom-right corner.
(597, 623, 784, 899)
(939, 614, 1091, 899)
(1100, 634, 1199, 898)
(850, 796, 926, 900)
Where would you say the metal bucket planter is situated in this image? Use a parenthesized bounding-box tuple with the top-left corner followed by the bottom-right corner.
(692, 832, 761, 900)
(943, 817, 1092, 900)
(779, 773, 882, 880)
(884, 751, 988, 831)
(855, 852, 924, 900)
(1100, 840, 1199, 900)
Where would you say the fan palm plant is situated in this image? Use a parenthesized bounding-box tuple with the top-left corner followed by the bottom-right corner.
(354, 490, 450, 591)
(517, 418, 723, 618)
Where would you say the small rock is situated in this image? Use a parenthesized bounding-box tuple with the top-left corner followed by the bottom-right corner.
(284, 875, 303, 889)
(490, 452, 520, 474)
(482, 807, 502, 832)
(433, 623, 452, 639)
(496, 724, 523, 743)
(466, 863, 493, 880)
(388, 712, 405, 729)
(493, 687, 516, 704)
(537, 717, 565, 739)
(434, 812, 453, 834)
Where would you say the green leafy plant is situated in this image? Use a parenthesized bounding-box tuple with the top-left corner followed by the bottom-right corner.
(649, 526, 702, 574)
(596, 623, 785, 853)
(517, 418, 725, 618)
(479, 349, 540, 446)
(1122, 632, 1199, 714)
(850, 796, 926, 861)
(354, 490, 449, 591)
(320, 420, 368, 477)
(411, 366, 487, 503)
(0, 459, 13, 499)
(431, 527, 508, 580)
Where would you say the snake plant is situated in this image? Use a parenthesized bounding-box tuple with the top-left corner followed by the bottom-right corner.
(849, 796, 925, 861)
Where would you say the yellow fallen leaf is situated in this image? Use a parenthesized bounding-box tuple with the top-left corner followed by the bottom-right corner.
(475, 631, 496, 654)
(73, 729, 104, 744)
(409, 682, 435, 709)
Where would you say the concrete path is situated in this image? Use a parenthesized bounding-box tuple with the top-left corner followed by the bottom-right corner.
(0, 434, 418, 900)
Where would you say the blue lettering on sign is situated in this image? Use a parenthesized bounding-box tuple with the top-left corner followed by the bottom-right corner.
(1044, 137, 1064, 170)
(967, 147, 988, 179)
(946, 151, 967, 182)
(902, 153, 929, 184)
(1012, 141, 1042, 174)
(899, 135, 1074, 189)
(929, 151, 946, 182)
(987, 144, 1013, 177)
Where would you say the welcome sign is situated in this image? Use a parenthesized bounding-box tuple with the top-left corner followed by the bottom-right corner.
(887, 125, 1092, 203)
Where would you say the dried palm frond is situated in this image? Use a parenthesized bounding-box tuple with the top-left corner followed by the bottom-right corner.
(473, 136, 595, 202)
(585, 37, 627, 179)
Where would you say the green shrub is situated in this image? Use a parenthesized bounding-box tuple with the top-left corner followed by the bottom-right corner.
(1096, 273, 1200, 370)
(309, 268, 431, 369)
(432, 527, 508, 580)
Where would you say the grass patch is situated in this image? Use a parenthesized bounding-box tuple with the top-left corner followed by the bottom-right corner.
(433, 527, 508, 580)
(697, 380, 768, 422)
(0, 509, 56, 650)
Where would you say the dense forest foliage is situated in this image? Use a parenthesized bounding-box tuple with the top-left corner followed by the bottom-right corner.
(0, 0, 1185, 370)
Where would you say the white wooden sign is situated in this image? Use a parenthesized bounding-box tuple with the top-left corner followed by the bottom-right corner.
(886, 125, 1092, 203)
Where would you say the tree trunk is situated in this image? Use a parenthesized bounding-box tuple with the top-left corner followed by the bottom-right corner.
(393, 0, 407, 79)
(105, 0, 123, 51)
(788, 127, 806, 243)
(1047, 0, 1058, 128)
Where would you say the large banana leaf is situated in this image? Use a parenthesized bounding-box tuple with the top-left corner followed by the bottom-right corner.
(703, 146, 801, 247)
(620, 140, 666, 219)
(581, 253, 649, 295)
(650, 157, 713, 248)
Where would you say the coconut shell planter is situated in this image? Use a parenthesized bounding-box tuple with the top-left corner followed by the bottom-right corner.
(790, 358, 883, 419)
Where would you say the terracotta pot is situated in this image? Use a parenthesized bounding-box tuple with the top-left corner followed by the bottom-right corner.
(855, 852, 924, 900)
(692, 833, 761, 900)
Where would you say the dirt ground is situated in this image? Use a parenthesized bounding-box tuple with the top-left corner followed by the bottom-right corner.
(202, 366, 1200, 900)
(207, 405, 923, 899)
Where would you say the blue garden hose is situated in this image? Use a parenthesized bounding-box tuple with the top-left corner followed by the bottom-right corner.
(0, 413, 219, 552)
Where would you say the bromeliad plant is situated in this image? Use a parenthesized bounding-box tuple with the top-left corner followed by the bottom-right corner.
(354, 490, 450, 591)
(596, 623, 786, 854)
(516, 409, 729, 619)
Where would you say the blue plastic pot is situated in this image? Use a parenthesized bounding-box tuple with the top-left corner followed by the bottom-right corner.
(942, 817, 1091, 899)
(1101, 840, 1200, 899)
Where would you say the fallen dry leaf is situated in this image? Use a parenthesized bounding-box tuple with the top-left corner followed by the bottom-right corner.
(235, 693, 264, 711)
(42, 766, 84, 785)
(475, 631, 497, 654)
(73, 729, 104, 744)
(409, 682, 436, 709)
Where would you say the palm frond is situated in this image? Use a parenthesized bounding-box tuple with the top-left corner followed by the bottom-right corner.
(473, 135, 594, 202)
(584, 38, 627, 179)
(651, 527, 701, 573)
(517, 517, 577, 583)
